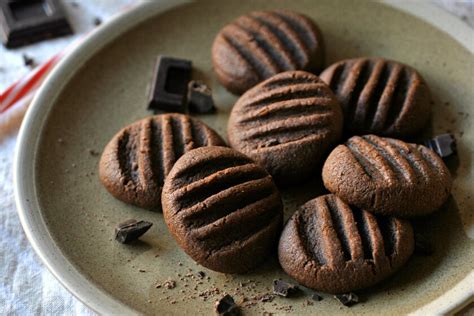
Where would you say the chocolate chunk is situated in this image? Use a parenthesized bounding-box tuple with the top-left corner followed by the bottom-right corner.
(215, 295, 240, 316)
(148, 56, 192, 113)
(423, 134, 456, 158)
(334, 293, 359, 307)
(187, 80, 216, 114)
(114, 219, 152, 244)
(272, 279, 299, 297)
(311, 293, 323, 301)
(414, 233, 434, 256)
(0, 0, 73, 48)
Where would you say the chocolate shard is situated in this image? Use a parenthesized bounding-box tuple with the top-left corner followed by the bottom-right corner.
(272, 279, 299, 297)
(187, 80, 216, 114)
(311, 293, 323, 301)
(334, 293, 359, 307)
(22, 54, 36, 68)
(148, 56, 192, 113)
(423, 134, 456, 158)
(197, 271, 206, 279)
(260, 294, 274, 302)
(114, 219, 153, 244)
(215, 294, 240, 316)
(414, 232, 434, 256)
(1, 0, 73, 48)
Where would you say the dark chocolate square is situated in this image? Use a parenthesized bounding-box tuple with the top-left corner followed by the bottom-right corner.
(0, 0, 73, 48)
(148, 56, 192, 113)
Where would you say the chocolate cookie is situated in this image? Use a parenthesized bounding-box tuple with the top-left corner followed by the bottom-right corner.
(162, 146, 283, 273)
(212, 10, 324, 94)
(227, 71, 343, 184)
(99, 114, 225, 209)
(322, 135, 452, 217)
(319, 58, 431, 138)
(278, 194, 414, 293)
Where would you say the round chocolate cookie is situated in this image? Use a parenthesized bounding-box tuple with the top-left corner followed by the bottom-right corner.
(322, 134, 452, 217)
(162, 146, 283, 273)
(278, 194, 414, 294)
(227, 70, 343, 184)
(99, 114, 225, 209)
(319, 57, 431, 138)
(212, 10, 324, 95)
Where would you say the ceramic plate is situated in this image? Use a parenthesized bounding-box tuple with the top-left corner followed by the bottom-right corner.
(15, 1, 474, 315)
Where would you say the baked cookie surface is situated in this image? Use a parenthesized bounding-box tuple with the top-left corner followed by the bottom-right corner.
(162, 146, 283, 273)
(322, 134, 452, 217)
(228, 70, 343, 184)
(320, 57, 431, 138)
(99, 114, 225, 209)
(278, 194, 414, 293)
(212, 10, 324, 94)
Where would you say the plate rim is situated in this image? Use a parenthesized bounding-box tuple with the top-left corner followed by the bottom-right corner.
(13, 1, 474, 314)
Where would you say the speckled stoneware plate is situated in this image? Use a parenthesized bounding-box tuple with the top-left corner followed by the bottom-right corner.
(14, 0, 474, 315)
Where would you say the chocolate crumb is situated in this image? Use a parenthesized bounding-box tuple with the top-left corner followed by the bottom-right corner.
(93, 17, 102, 26)
(197, 271, 206, 279)
(334, 293, 359, 307)
(22, 54, 37, 68)
(215, 294, 240, 315)
(139, 269, 146, 273)
(164, 279, 176, 289)
(88, 149, 100, 156)
(260, 294, 274, 302)
(311, 293, 323, 301)
(272, 279, 299, 297)
(114, 219, 152, 244)
(414, 233, 434, 256)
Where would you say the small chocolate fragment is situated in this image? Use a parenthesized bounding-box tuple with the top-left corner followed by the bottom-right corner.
(148, 56, 192, 113)
(215, 294, 240, 316)
(197, 271, 206, 279)
(93, 17, 102, 26)
(187, 80, 216, 114)
(334, 293, 359, 307)
(164, 279, 176, 289)
(311, 293, 323, 301)
(114, 219, 152, 244)
(0, 0, 73, 48)
(272, 279, 299, 297)
(423, 134, 456, 158)
(414, 233, 434, 256)
(22, 54, 36, 68)
(260, 294, 274, 302)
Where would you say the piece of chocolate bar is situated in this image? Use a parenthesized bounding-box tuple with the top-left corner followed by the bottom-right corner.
(423, 134, 456, 158)
(272, 279, 299, 297)
(215, 294, 240, 316)
(0, 0, 73, 48)
(148, 56, 192, 113)
(187, 80, 216, 114)
(334, 293, 359, 307)
(114, 219, 153, 244)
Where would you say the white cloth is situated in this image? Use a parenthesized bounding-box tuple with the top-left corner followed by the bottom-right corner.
(0, 1, 134, 315)
(0, 1, 471, 315)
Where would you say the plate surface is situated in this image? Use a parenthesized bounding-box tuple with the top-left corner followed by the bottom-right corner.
(15, 0, 474, 315)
